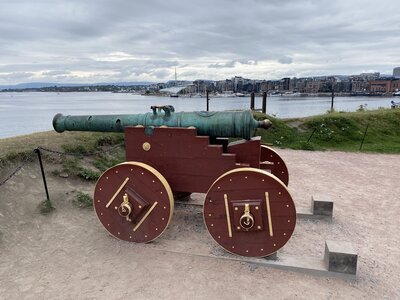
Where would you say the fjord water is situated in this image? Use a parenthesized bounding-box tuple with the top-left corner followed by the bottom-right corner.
(0, 92, 393, 138)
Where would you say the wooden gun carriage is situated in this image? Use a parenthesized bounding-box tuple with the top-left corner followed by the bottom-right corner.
(53, 105, 295, 257)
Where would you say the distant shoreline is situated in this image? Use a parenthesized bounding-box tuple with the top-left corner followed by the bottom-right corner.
(1, 90, 398, 98)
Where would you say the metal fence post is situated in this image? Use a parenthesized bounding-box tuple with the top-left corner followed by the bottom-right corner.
(34, 148, 50, 202)
(262, 92, 267, 114)
(307, 128, 317, 143)
(206, 91, 210, 111)
(359, 123, 369, 150)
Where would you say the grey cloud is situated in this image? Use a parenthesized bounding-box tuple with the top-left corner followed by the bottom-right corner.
(208, 60, 258, 69)
(0, 0, 399, 84)
(41, 70, 71, 76)
(238, 60, 258, 66)
(208, 61, 236, 69)
(150, 70, 171, 79)
(0, 72, 35, 81)
(278, 56, 293, 65)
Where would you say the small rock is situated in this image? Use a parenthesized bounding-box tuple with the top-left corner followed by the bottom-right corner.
(30, 174, 37, 179)
(59, 172, 69, 178)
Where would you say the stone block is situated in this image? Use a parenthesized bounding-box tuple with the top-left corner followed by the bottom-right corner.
(312, 195, 333, 217)
(324, 240, 357, 275)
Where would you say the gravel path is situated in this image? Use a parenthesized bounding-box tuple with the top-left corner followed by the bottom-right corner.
(0, 149, 399, 299)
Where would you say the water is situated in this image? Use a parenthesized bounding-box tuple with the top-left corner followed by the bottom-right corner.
(0, 92, 393, 138)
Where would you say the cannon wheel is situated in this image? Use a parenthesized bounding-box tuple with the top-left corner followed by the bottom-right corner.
(94, 162, 174, 243)
(204, 168, 296, 257)
(260, 145, 289, 186)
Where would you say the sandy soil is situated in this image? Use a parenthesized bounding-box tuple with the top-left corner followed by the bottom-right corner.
(0, 149, 399, 299)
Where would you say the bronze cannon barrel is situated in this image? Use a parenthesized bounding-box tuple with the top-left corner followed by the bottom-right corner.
(53, 106, 271, 139)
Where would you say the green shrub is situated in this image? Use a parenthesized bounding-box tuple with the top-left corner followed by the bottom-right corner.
(38, 199, 55, 215)
(73, 192, 93, 208)
(78, 168, 100, 181)
(293, 141, 315, 151)
(93, 152, 125, 172)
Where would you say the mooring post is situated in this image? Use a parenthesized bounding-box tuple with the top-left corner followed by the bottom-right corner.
(206, 91, 210, 112)
(331, 88, 335, 112)
(34, 148, 50, 202)
(262, 92, 267, 114)
(359, 123, 369, 150)
(250, 92, 255, 110)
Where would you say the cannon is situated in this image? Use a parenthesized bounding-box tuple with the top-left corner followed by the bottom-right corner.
(53, 106, 272, 139)
(53, 105, 294, 257)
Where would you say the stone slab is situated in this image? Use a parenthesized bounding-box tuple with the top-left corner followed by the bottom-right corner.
(137, 203, 356, 279)
(324, 240, 358, 275)
(312, 195, 334, 217)
(141, 245, 356, 280)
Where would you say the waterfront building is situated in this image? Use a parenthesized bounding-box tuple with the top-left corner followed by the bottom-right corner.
(359, 72, 380, 81)
(369, 80, 391, 94)
(391, 79, 400, 92)
(280, 78, 290, 91)
(294, 78, 309, 93)
(393, 67, 400, 78)
(192, 79, 215, 93)
(232, 76, 244, 92)
(350, 75, 367, 93)
(368, 78, 400, 94)
(215, 79, 233, 93)
(334, 79, 352, 93)
(350, 79, 368, 93)
(259, 81, 269, 92)
(164, 80, 193, 88)
(305, 79, 322, 93)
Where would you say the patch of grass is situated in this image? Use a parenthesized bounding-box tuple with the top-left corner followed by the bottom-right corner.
(0, 150, 35, 168)
(61, 133, 124, 155)
(95, 134, 125, 147)
(78, 168, 100, 181)
(61, 157, 80, 174)
(59, 157, 100, 181)
(0, 131, 122, 159)
(62, 143, 95, 155)
(4, 150, 34, 162)
(73, 192, 93, 208)
(254, 112, 300, 147)
(291, 141, 315, 151)
(38, 199, 55, 215)
(93, 151, 125, 172)
(254, 109, 400, 153)
(52, 169, 61, 176)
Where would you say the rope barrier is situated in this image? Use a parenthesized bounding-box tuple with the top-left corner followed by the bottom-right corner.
(0, 152, 34, 187)
(37, 143, 123, 157)
(0, 143, 123, 188)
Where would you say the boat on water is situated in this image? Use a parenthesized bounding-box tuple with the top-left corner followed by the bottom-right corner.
(213, 92, 236, 98)
(190, 93, 203, 98)
(170, 93, 179, 98)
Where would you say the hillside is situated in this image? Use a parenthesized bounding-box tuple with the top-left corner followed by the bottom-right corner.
(1, 109, 399, 165)
(255, 108, 400, 153)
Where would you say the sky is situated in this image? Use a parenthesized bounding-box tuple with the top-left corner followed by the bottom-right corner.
(0, 0, 399, 84)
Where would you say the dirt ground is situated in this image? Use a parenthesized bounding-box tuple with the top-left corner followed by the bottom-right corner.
(0, 149, 399, 299)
